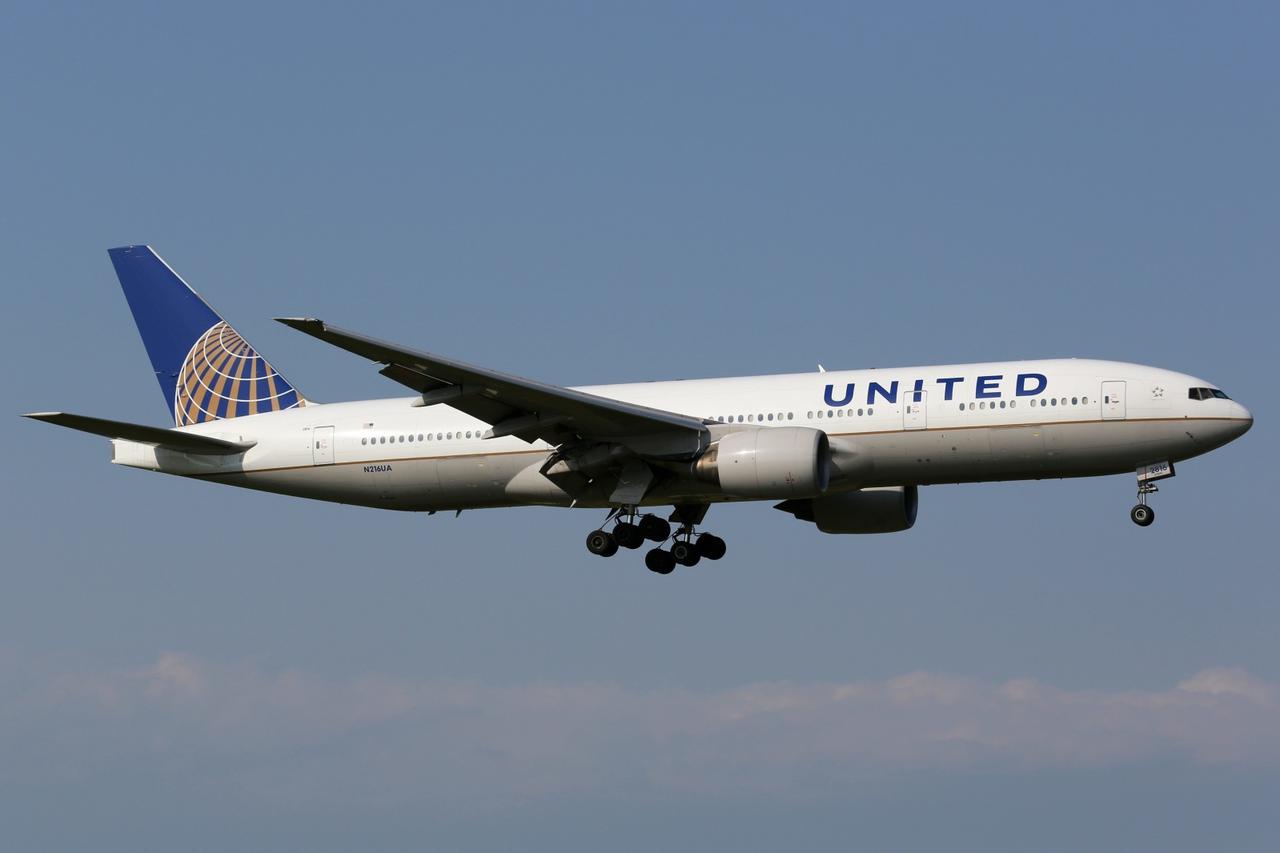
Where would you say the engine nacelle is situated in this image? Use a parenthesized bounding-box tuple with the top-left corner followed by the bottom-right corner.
(694, 427, 830, 499)
(776, 485, 918, 534)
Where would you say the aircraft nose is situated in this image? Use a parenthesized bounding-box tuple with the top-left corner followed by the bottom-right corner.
(1229, 401, 1253, 439)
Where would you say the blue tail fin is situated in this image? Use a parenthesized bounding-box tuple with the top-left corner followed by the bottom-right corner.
(108, 245, 306, 426)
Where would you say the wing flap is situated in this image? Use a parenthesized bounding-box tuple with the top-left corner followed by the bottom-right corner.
(23, 412, 256, 456)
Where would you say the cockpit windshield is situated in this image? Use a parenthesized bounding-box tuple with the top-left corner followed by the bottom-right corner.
(1188, 387, 1230, 401)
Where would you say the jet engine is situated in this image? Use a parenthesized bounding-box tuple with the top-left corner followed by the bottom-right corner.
(775, 485, 918, 533)
(693, 427, 830, 499)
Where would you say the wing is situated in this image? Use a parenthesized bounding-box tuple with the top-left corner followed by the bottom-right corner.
(23, 412, 256, 455)
(275, 318, 709, 459)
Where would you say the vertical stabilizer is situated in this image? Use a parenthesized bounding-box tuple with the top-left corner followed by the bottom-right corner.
(108, 245, 305, 426)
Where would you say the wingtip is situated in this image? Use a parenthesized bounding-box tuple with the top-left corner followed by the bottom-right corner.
(275, 316, 323, 328)
(21, 411, 61, 420)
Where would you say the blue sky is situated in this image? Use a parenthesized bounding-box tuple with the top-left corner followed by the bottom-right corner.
(2, 2, 1277, 850)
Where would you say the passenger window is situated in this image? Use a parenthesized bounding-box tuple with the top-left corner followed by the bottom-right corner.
(1051, 398, 1057, 406)
(1072, 397, 1078, 405)
(361, 437, 367, 445)
(836, 409, 844, 418)
(867, 408, 874, 416)
(817, 411, 823, 419)
(807, 411, 813, 419)
(857, 408, 864, 416)
(418, 433, 424, 441)
(999, 400, 1006, 408)
(447, 432, 453, 439)
(787, 413, 794, 420)
(1010, 400, 1016, 408)
(767, 413, 774, 421)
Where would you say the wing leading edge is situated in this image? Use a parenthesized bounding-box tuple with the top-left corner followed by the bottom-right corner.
(275, 318, 709, 458)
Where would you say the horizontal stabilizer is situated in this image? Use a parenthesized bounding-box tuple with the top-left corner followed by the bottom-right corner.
(23, 412, 255, 455)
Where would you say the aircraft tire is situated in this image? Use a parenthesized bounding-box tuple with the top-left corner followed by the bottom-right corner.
(614, 522, 645, 549)
(645, 548, 676, 574)
(1130, 504, 1155, 527)
(695, 533, 726, 561)
(638, 515, 671, 542)
(671, 540, 701, 567)
(587, 529, 620, 557)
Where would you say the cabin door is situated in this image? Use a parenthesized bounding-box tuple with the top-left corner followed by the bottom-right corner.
(312, 425, 336, 465)
(1101, 382, 1126, 420)
(903, 390, 927, 430)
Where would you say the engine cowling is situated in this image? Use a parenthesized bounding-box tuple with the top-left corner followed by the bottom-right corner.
(776, 485, 918, 534)
(694, 427, 830, 499)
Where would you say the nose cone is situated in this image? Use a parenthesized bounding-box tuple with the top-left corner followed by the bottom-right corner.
(1230, 402, 1254, 439)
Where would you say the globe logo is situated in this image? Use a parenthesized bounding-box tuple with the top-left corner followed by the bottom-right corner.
(174, 322, 303, 425)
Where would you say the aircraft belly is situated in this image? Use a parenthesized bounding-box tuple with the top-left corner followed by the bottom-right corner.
(433, 452, 544, 510)
(856, 419, 1201, 486)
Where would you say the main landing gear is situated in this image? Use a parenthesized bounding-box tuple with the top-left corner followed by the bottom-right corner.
(585, 505, 727, 575)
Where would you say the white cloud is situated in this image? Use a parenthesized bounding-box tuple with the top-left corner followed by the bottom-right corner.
(2, 652, 1277, 809)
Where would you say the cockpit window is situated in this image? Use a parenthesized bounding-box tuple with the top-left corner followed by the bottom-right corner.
(1188, 387, 1230, 401)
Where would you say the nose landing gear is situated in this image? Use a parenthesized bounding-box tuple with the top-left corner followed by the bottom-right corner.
(1130, 461, 1173, 527)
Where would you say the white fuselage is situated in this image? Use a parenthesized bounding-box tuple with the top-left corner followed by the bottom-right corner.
(110, 358, 1252, 512)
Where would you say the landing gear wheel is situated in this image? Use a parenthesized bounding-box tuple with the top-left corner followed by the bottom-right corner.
(1130, 504, 1155, 527)
(645, 548, 676, 574)
(671, 540, 701, 567)
(638, 514, 671, 542)
(586, 529, 619, 557)
(695, 533, 726, 561)
(613, 521, 645, 549)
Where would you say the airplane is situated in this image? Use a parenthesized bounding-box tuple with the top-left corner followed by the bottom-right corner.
(25, 246, 1253, 574)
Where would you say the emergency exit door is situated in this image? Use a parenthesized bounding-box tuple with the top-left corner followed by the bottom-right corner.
(1101, 381, 1126, 420)
(312, 426, 335, 465)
